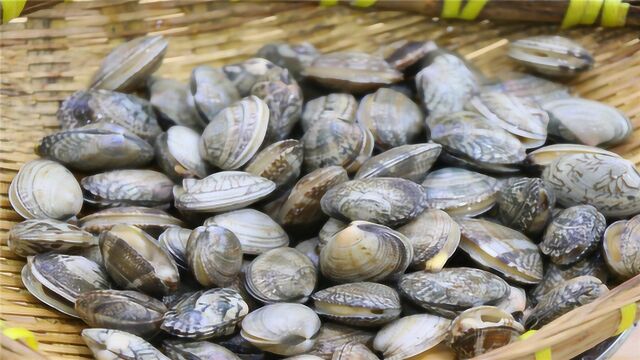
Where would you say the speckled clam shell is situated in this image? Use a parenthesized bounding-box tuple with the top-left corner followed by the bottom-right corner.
(36, 123, 154, 172)
(81, 169, 174, 208)
(277, 166, 349, 227)
(355, 143, 441, 182)
(531, 253, 608, 301)
(205, 209, 288, 255)
(174, 171, 275, 213)
(82, 328, 169, 360)
(526, 276, 608, 329)
(76, 290, 167, 339)
(318, 218, 348, 249)
(244, 139, 303, 188)
(245, 247, 317, 304)
(199, 96, 269, 170)
(9, 219, 97, 258)
(57, 89, 161, 142)
(158, 227, 191, 270)
(458, 218, 543, 284)
(398, 267, 510, 318)
(162, 288, 249, 340)
(241, 303, 321, 356)
(498, 177, 555, 237)
(191, 65, 240, 122)
(543, 98, 632, 147)
(256, 42, 319, 80)
(308, 323, 374, 360)
(540, 205, 605, 266)
(301, 93, 358, 132)
(373, 314, 451, 360)
(303, 51, 402, 93)
(149, 77, 205, 130)
(320, 221, 413, 283)
(603, 215, 640, 280)
(508, 36, 593, 77)
(9, 159, 83, 221)
(396, 209, 460, 271)
(251, 78, 303, 143)
(78, 206, 184, 235)
(163, 340, 241, 360)
(482, 72, 571, 105)
(223, 58, 280, 96)
(321, 177, 426, 227)
(155, 126, 209, 181)
(187, 225, 243, 287)
(422, 167, 498, 217)
(90, 35, 167, 92)
(526, 144, 621, 167)
(356, 88, 424, 150)
(312, 282, 401, 327)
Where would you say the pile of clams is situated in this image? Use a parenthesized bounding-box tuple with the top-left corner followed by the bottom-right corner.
(8, 32, 638, 360)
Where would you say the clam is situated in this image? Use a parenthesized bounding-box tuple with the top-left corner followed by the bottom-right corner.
(277, 166, 349, 227)
(355, 143, 441, 182)
(191, 65, 241, 122)
(540, 205, 606, 265)
(398, 268, 510, 318)
(9, 159, 83, 221)
(295, 237, 320, 268)
(174, 171, 275, 213)
(356, 88, 424, 150)
(458, 218, 543, 284)
(526, 144, 622, 167)
(320, 221, 413, 283)
(495, 286, 527, 318)
(244, 139, 303, 188)
(204, 209, 288, 255)
(223, 58, 281, 96)
(602, 214, 640, 280)
(81, 169, 174, 208)
(321, 177, 426, 227)
(57, 89, 161, 142)
(218, 333, 266, 360)
(245, 247, 317, 303)
(318, 218, 348, 248)
(155, 126, 209, 181)
(82, 328, 169, 360)
(543, 98, 632, 147)
(251, 77, 303, 143)
(449, 306, 525, 359)
(396, 209, 460, 271)
(373, 314, 451, 360)
(75, 290, 167, 338)
(302, 117, 373, 173)
(158, 227, 191, 270)
(148, 77, 205, 130)
(301, 93, 358, 132)
(385, 40, 438, 72)
(78, 206, 184, 235)
(467, 91, 549, 148)
(332, 342, 377, 360)
(8, 219, 97, 257)
(308, 323, 374, 360)
(36, 123, 154, 172)
(240, 303, 321, 356)
(163, 339, 241, 360)
(162, 288, 249, 339)
(312, 282, 401, 327)
(22, 253, 110, 317)
(526, 276, 608, 329)
(508, 35, 593, 77)
(256, 42, 319, 80)
(78, 245, 106, 269)
(482, 72, 571, 105)
(100, 224, 179, 296)
(416, 51, 479, 122)
(199, 96, 269, 170)
(187, 225, 243, 287)
(497, 177, 555, 237)
(422, 168, 498, 217)
(303, 51, 402, 93)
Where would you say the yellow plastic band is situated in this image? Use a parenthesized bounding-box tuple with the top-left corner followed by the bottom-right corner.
(0, 321, 39, 350)
(441, 0, 488, 20)
(614, 303, 637, 336)
(320, 0, 339, 7)
(352, 0, 377, 7)
(601, 0, 629, 27)
(1, 0, 27, 24)
(562, 0, 628, 28)
(441, 0, 463, 19)
(519, 330, 552, 360)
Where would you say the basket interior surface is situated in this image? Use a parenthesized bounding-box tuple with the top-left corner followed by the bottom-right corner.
(0, 1, 639, 358)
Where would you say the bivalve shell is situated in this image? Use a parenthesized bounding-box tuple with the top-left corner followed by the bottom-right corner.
(531, 253, 608, 302)
(78, 206, 184, 235)
(497, 177, 555, 237)
(256, 42, 319, 80)
(318, 218, 348, 249)
(191, 65, 240, 122)
(163, 340, 241, 360)
(508, 36, 594, 77)
(301, 93, 358, 132)
(308, 323, 374, 360)
(373, 314, 451, 360)
(602, 214, 640, 280)
(158, 227, 190, 270)
(244, 139, 303, 188)
(81, 169, 174, 208)
(332, 342, 378, 360)
(482, 72, 571, 105)
(295, 238, 320, 268)
(82, 328, 169, 360)
(526, 144, 621, 167)
(422, 168, 498, 217)
(149, 77, 205, 130)
(355, 143, 441, 182)
(9, 219, 97, 257)
(251, 78, 303, 143)
(155, 126, 209, 181)
(187, 225, 243, 287)
(223, 58, 281, 96)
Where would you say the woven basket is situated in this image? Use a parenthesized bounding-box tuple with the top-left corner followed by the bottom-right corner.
(0, 1, 639, 359)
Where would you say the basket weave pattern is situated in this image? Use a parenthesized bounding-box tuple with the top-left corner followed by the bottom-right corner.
(0, 1, 639, 358)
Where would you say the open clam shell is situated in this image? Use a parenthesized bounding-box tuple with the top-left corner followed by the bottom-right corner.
(355, 143, 441, 182)
(9, 219, 97, 258)
(373, 314, 451, 360)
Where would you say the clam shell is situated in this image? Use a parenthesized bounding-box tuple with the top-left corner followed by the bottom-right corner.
(217, 333, 266, 360)
(163, 340, 241, 360)
(385, 40, 438, 72)
(396, 209, 460, 271)
(498, 177, 555, 237)
(312, 282, 401, 327)
(174, 171, 275, 213)
(531, 253, 608, 301)
(82, 328, 169, 360)
(355, 143, 441, 182)
(332, 342, 378, 360)
(244, 139, 303, 188)
(158, 227, 191, 270)
(162, 288, 249, 339)
(603, 215, 640, 280)
(422, 167, 498, 217)
(318, 218, 348, 249)
(398, 267, 510, 318)
(90, 35, 167, 91)
(155, 126, 209, 181)
(508, 36, 593, 77)
(205, 209, 288, 255)
(303, 52, 402, 93)
(256, 42, 319, 80)
(21, 264, 78, 317)
(36, 123, 154, 172)
(495, 286, 527, 317)
(78, 206, 184, 235)
(148, 77, 205, 130)
(373, 314, 451, 360)
(526, 144, 622, 167)
(321, 177, 426, 227)
(240, 303, 321, 356)
(301, 93, 358, 132)
(251, 78, 303, 143)
(223, 58, 280, 96)
(81, 169, 174, 208)
(458, 218, 543, 284)
(295, 237, 320, 268)
(482, 72, 571, 105)
(320, 221, 413, 283)
(9, 219, 97, 257)
(356, 88, 424, 149)
(191, 65, 240, 122)
(308, 323, 374, 360)
(9, 159, 83, 221)
(187, 225, 243, 287)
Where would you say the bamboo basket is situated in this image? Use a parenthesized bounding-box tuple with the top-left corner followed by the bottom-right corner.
(0, 1, 639, 359)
